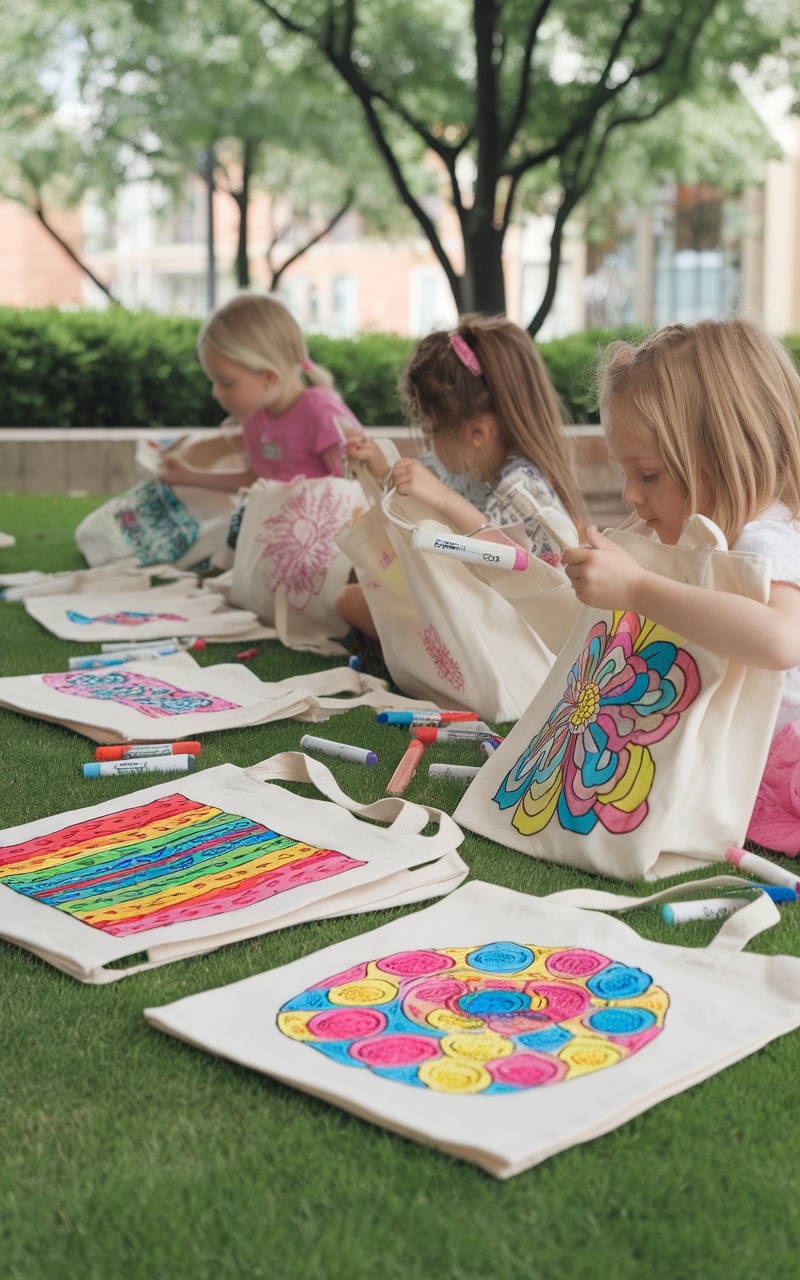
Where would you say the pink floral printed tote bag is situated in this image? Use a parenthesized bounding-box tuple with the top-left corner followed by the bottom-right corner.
(0, 751, 467, 983)
(454, 517, 783, 879)
(144, 876, 800, 1178)
(229, 476, 365, 655)
(337, 464, 574, 722)
(0, 653, 438, 744)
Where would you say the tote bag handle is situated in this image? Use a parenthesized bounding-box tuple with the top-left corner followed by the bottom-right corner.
(245, 750, 464, 851)
(547, 874, 780, 954)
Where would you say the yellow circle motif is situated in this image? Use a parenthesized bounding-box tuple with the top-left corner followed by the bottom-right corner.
(276, 1010, 315, 1040)
(560, 1037, 622, 1077)
(441, 1031, 513, 1063)
(418, 1058, 492, 1094)
(328, 978, 398, 1006)
(570, 681, 600, 727)
(426, 1008, 484, 1033)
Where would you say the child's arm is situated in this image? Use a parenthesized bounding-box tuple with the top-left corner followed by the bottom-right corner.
(343, 429, 391, 480)
(158, 454, 256, 492)
(391, 458, 517, 546)
(562, 526, 800, 670)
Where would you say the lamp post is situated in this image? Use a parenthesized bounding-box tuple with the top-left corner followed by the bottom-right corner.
(198, 147, 216, 311)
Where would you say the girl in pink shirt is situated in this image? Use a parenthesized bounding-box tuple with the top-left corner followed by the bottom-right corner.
(159, 293, 362, 491)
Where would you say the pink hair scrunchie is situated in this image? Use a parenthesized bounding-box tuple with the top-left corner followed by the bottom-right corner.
(448, 332, 482, 377)
(302, 357, 313, 370)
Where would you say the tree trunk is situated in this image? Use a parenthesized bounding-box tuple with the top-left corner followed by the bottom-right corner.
(33, 207, 120, 305)
(234, 140, 254, 289)
(461, 215, 506, 316)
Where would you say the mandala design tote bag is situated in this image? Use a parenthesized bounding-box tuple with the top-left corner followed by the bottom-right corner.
(229, 475, 365, 655)
(454, 517, 783, 880)
(0, 653, 438, 744)
(0, 752, 467, 984)
(76, 431, 248, 570)
(337, 464, 579, 722)
(144, 876, 800, 1178)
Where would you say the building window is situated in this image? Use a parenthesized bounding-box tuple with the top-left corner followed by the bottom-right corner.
(653, 183, 742, 325)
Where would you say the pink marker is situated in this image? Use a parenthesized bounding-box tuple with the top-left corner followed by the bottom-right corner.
(725, 846, 800, 891)
(386, 739, 425, 795)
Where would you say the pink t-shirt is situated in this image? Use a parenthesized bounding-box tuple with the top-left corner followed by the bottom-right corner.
(242, 386, 362, 482)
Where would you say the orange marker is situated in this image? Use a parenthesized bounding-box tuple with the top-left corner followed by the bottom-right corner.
(95, 742, 202, 761)
(386, 738, 425, 795)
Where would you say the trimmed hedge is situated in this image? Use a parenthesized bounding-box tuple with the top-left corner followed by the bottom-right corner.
(2, 307, 798, 428)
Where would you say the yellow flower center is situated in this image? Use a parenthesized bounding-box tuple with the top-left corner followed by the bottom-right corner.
(569, 681, 600, 726)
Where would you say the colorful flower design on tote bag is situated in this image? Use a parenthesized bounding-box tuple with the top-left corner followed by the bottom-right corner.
(493, 611, 701, 836)
(41, 670, 239, 718)
(255, 483, 349, 609)
(278, 941, 668, 1094)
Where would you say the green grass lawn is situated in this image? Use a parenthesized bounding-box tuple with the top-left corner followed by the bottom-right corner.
(1, 492, 800, 1280)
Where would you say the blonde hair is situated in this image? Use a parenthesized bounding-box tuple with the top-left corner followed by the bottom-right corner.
(399, 313, 587, 531)
(198, 293, 334, 389)
(599, 318, 800, 545)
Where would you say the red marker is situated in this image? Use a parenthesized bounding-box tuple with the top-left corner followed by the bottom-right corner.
(386, 739, 425, 795)
(236, 648, 260, 660)
(95, 741, 202, 761)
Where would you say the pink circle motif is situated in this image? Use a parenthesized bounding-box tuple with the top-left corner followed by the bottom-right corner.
(310, 962, 369, 990)
(349, 1034, 441, 1067)
(376, 950, 455, 977)
(487, 1053, 567, 1088)
(306, 1008, 387, 1040)
(526, 982, 591, 1021)
(545, 949, 610, 978)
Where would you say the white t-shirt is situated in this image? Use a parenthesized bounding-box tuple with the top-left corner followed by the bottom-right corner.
(734, 504, 800, 733)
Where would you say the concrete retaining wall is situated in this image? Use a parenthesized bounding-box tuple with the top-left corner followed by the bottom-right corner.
(0, 425, 627, 526)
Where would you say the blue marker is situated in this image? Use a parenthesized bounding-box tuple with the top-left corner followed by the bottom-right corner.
(348, 655, 361, 670)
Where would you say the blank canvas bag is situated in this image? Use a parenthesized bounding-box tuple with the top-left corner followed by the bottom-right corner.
(0, 652, 439, 744)
(144, 876, 800, 1178)
(337, 463, 580, 722)
(229, 475, 365, 655)
(0, 752, 467, 983)
(454, 517, 783, 879)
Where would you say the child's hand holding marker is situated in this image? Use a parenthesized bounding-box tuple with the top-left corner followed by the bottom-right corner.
(562, 526, 646, 610)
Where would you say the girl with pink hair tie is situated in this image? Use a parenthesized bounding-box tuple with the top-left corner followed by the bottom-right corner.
(338, 312, 586, 640)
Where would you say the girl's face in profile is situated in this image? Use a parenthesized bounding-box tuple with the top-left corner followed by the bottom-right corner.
(605, 408, 692, 546)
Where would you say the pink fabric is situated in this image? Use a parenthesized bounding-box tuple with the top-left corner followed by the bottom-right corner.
(242, 386, 361, 482)
(747, 720, 800, 856)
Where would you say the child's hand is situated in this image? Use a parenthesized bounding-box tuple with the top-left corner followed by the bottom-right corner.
(561, 526, 645, 609)
(158, 454, 195, 487)
(391, 457, 451, 511)
(343, 428, 389, 479)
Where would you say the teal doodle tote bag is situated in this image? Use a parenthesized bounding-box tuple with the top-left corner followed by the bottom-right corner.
(454, 517, 783, 880)
(144, 877, 800, 1178)
(0, 752, 467, 984)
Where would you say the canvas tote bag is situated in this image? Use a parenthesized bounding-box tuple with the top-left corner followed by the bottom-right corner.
(454, 516, 783, 880)
(24, 581, 275, 644)
(0, 652, 440, 744)
(75, 430, 249, 570)
(228, 474, 365, 655)
(144, 875, 800, 1178)
(337, 461, 579, 721)
(0, 751, 467, 984)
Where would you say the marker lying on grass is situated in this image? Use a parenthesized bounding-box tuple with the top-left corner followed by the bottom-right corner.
(410, 527, 528, 571)
(725, 846, 800, 891)
(95, 742, 201, 761)
(69, 645, 179, 670)
(428, 763, 481, 781)
(377, 710, 479, 725)
(386, 738, 425, 794)
(412, 724, 496, 744)
(100, 636, 206, 654)
(83, 756, 196, 778)
(662, 884, 796, 924)
(300, 735, 377, 766)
